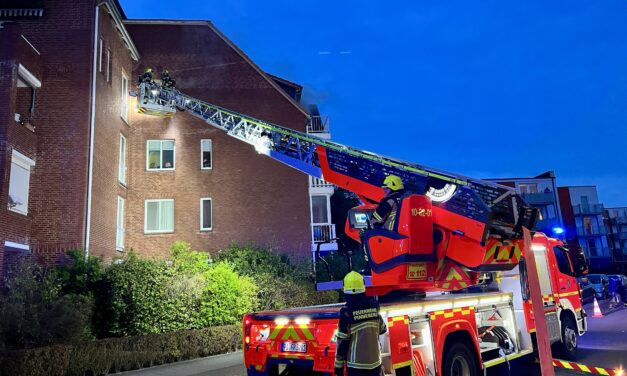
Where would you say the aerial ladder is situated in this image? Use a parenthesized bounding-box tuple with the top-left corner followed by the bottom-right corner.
(134, 81, 541, 296)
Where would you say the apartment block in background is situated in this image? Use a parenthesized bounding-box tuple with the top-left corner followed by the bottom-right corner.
(605, 206, 627, 273)
(558, 186, 611, 272)
(485, 171, 564, 238)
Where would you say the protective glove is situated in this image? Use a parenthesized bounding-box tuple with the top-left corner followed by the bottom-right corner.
(334, 367, 345, 376)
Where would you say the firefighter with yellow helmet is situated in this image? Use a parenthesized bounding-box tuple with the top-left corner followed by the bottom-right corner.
(372, 174, 405, 231)
(335, 271, 386, 376)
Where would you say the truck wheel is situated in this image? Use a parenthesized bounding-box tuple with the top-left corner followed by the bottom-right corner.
(443, 343, 478, 376)
(560, 315, 578, 360)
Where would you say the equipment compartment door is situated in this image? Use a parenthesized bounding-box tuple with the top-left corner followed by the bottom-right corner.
(532, 249, 556, 308)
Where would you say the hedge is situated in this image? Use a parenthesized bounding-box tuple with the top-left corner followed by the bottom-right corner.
(0, 325, 241, 376)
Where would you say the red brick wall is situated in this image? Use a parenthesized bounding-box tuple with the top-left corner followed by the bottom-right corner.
(87, 6, 135, 262)
(124, 22, 312, 258)
(12, 0, 95, 251)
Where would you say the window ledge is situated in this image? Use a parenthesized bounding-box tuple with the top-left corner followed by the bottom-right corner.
(144, 231, 174, 235)
(8, 207, 28, 216)
(146, 168, 175, 172)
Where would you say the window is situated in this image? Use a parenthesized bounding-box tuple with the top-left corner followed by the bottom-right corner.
(200, 198, 212, 231)
(8, 149, 35, 215)
(106, 49, 111, 82)
(144, 199, 174, 233)
(118, 134, 127, 184)
(586, 239, 597, 256)
(518, 183, 538, 194)
(147, 140, 175, 170)
(583, 217, 594, 235)
(311, 195, 329, 223)
(98, 38, 103, 73)
(553, 246, 572, 275)
(546, 204, 556, 219)
(201, 139, 212, 169)
(116, 196, 125, 250)
(121, 74, 129, 122)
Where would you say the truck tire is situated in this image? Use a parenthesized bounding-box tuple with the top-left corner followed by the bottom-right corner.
(559, 315, 578, 360)
(442, 343, 479, 376)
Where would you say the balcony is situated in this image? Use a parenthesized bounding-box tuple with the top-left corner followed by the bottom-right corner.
(521, 192, 555, 205)
(616, 217, 627, 225)
(309, 176, 334, 189)
(619, 232, 627, 241)
(311, 223, 337, 252)
(576, 226, 607, 237)
(306, 115, 330, 134)
(585, 247, 610, 258)
(573, 204, 604, 215)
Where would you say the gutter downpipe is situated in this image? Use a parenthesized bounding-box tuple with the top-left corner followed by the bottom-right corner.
(85, 4, 101, 258)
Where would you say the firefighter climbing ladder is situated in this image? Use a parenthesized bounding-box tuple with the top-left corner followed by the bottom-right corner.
(135, 82, 535, 236)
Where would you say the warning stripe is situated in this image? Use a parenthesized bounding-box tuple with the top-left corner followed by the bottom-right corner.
(388, 316, 409, 327)
(553, 359, 624, 376)
(430, 306, 474, 320)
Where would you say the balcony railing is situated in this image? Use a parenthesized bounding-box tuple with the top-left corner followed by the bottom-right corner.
(619, 232, 627, 241)
(616, 217, 627, 225)
(573, 204, 604, 215)
(310, 176, 334, 188)
(584, 246, 610, 258)
(312, 223, 336, 244)
(306, 115, 330, 134)
(576, 226, 607, 237)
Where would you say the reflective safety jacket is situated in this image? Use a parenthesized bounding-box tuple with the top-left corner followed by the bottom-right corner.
(334, 297, 387, 370)
(372, 190, 405, 231)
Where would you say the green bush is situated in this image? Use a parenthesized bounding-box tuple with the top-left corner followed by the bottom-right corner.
(0, 261, 93, 351)
(217, 244, 339, 311)
(0, 325, 241, 376)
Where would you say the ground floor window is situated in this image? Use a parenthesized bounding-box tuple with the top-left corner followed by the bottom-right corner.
(116, 196, 125, 250)
(145, 199, 174, 233)
(8, 149, 35, 215)
(200, 198, 212, 231)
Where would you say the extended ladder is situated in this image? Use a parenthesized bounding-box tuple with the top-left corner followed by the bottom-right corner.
(134, 82, 536, 238)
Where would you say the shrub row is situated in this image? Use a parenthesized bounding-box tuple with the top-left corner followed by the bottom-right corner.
(0, 325, 241, 376)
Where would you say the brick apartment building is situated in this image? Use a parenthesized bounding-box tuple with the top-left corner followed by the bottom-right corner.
(0, 0, 335, 269)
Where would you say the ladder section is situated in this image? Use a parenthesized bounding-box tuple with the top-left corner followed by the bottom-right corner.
(135, 82, 535, 234)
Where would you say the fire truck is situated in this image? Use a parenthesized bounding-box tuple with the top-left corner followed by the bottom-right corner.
(135, 81, 588, 376)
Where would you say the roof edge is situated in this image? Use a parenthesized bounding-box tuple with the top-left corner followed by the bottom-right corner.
(123, 19, 214, 26)
(101, 0, 140, 61)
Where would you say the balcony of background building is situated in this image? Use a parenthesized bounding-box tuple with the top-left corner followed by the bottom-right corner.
(311, 223, 337, 252)
(521, 192, 555, 205)
(576, 226, 607, 237)
(309, 176, 334, 189)
(616, 217, 627, 225)
(619, 232, 627, 241)
(306, 115, 330, 134)
(573, 204, 604, 215)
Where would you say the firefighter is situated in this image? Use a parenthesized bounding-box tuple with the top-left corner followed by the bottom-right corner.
(371, 174, 405, 231)
(335, 271, 386, 376)
(161, 69, 176, 89)
(139, 68, 153, 84)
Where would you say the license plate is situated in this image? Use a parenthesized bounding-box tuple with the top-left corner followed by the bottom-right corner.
(281, 342, 307, 353)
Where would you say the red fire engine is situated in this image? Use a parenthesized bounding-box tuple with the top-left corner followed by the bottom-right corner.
(136, 82, 588, 376)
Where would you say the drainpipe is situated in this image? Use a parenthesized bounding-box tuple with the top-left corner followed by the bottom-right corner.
(85, 4, 101, 258)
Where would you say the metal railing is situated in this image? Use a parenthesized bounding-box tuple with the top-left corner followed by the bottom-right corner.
(573, 204, 604, 215)
(312, 223, 336, 243)
(309, 176, 334, 188)
(576, 226, 607, 237)
(619, 232, 627, 241)
(585, 247, 610, 258)
(306, 115, 330, 133)
(616, 217, 627, 225)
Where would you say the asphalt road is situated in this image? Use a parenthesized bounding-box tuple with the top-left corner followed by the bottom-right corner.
(119, 303, 626, 376)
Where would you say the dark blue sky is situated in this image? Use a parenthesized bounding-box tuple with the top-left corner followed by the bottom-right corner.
(121, 1, 627, 207)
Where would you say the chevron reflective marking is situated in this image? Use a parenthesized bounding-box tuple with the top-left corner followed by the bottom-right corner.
(552, 359, 624, 376)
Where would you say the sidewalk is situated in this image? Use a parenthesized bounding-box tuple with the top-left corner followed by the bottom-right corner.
(115, 351, 245, 376)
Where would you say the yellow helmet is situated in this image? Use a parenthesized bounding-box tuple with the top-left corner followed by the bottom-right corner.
(382, 175, 404, 191)
(144, 68, 153, 73)
(343, 271, 366, 294)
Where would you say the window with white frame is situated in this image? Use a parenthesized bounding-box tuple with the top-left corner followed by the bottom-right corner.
(8, 149, 35, 215)
(116, 196, 125, 250)
(145, 199, 174, 233)
(118, 134, 127, 184)
(106, 48, 111, 82)
(200, 198, 212, 231)
(147, 140, 175, 170)
(311, 195, 329, 223)
(121, 74, 129, 122)
(98, 38, 103, 73)
(201, 139, 212, 169)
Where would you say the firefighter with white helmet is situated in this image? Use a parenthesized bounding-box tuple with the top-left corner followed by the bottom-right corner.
(334, 271, 386, 376)
(371, 174, 405, 231)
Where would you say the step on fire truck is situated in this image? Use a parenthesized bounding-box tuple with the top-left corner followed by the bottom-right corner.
(135, 81, 589, 376)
